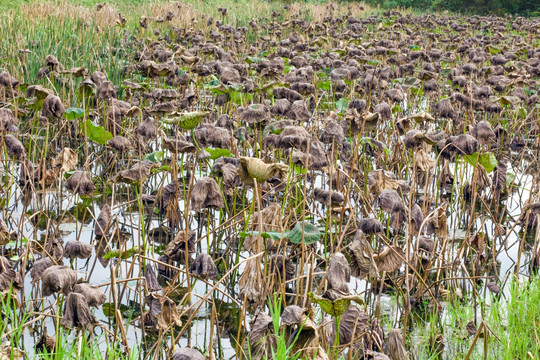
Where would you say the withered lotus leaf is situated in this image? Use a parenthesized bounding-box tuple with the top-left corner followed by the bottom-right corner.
(42, 94, 65, 119)
(189, 253, 218, 280)
(486, 281, 500, 294)
(95, 204, 112, 238)
(42, 265, 77, 296)
(473, 120, 496, 143)
(0, 71, 19, 88)
(171, 348, 206, 360)
(65, 171, 94, 195)
(53, 148, 77, 173)
(63, 241, 93, 260)
(326, 305, 368, 347)
(348, 231, 378, 279)
(320, 120, 344, 145)
(425, 205, 449, 239)
(358, 218, 384, 235)
(312, 188, 345, 206)
(134, 117, 157, 141)
(162, 136, 196, 154)
(26, 85, 53, 99)
(247, 312, 276, 360)
(238, 157, 288, 185)
(215, 114, 234, 131)
(73, 283, 106, 307)
(271, 98, 291, 116)
(30, 258, 54, 282)
(377, 190, 405, 213)
(0, 108, 18, 131)
(288, 100, 311, 121)
(386, 329, 408, 360)
(45, 236, 65, 262)
(96, 81, 116, 101)
(280, 306, 329, 360)
(466, 321, 477, 337)
(373, 246, 405, 273)
(60, 292, 97, 329)
(445, 134, 479, 156)
(269, 255, 295, 281)
(280, 305, 304, 326)
(245, 202, 283, 251)
(78, 79, 96, 97)
(238, 104, 269, 125)
(164, 230, 195, 262)
(363, 351, 391, 360)
(138, 60, 178, 77)
(144, 264, 162, 292)
(61, 67, 87, 77)
(19, 159, 37, 186)
(324, 252, 351, 293)
(414, 148, 436, 173)
(158, 180, 183, 211)
(216, 163, 240, 196)
(0, 219, 11, 246)
(36, 332, 56, 353)
(492, 160, 507, 195)
(107, 136, 133, 152)
(112, 160, 154, 185)
(4, 134, 26, 160)
(519, 202, 540, 229)
(145, 293, 182, 331)
(193, 125, 232, 149)
(368, 169, 402, 193)
(0, 257, 22, 294)
(190, 177, 224, 211)
(273, 87, 302, 102)
(45, 54, 61, 70)
(239, 257, 265, 303)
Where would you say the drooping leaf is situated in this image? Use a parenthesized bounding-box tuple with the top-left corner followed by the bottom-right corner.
(144, 151, 164, 163)
(335, 97, 349, 113)
(478, 152, 498, 173)
(287, 222, 321, 245)
(64, 107, 84, 120)
(205, 147, 232, 160)
(161, 111, 209, 130)
(85, 119, 113, 145)
(103, 246, 140, 260)
(487, 45, 502, 54)
(308, 292, 364, 317)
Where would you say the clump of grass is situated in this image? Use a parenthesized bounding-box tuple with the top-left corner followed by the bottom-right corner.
(412, 275, 540, 359)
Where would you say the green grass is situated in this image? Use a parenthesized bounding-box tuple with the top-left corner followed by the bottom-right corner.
(412, 275, 540, 359)
(0, 287, 141, 360)
(0, 0, 380, 88)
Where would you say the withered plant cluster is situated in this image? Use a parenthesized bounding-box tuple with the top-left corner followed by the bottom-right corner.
(0, 2, 540, 359)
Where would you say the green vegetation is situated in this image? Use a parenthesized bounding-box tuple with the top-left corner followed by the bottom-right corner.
(413, 275, 540, 359)
(365, 0, 540, 16)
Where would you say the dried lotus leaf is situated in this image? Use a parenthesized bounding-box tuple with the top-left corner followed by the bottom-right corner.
(53, 148, 77, 173)
(60, 292, 96, 329)
(189, 253, 218, 280)
(238, 157, 288, 185)
(190, 177, 224, 211)
(63, 241, 93, 260)
(373, 246, 405, 273)
(72, 283, 106, 307)
(42, 265, 77, 296)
